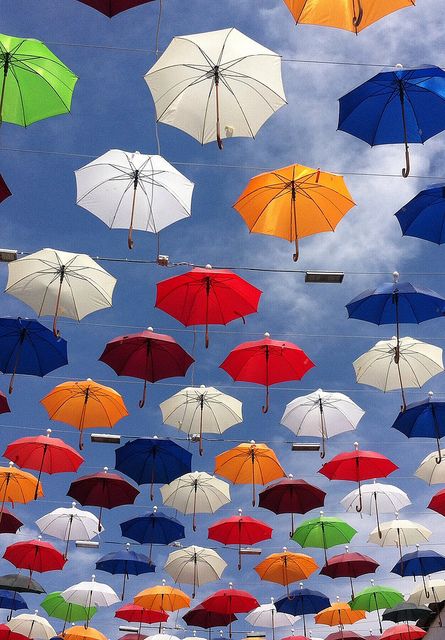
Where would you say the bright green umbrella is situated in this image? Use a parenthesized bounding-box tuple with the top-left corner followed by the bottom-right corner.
(41, 591, 96, 632)
(0, 34, 78, 126)
(291, 512, 357, 563)
(349, 581, 404, 633)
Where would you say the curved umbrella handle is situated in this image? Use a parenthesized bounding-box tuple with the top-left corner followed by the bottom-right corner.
(139, 379, 148, 408)
(402, 143, 411, 178)
(352, 0, 363, 27)
(79, 429, 84, 451)
(355, 483, 363, 513)
(8, 372, 15, 395)
(436, 443, 443, 465)
(262, 386, 270, 414)
(293, 236, 299, 262)
(320, 435, 326, 459)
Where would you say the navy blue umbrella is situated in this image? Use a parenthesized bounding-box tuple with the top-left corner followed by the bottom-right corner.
(392, 392, 445, 462)
(120, 506, 185, 561)
(115, 437, 192, 500)
(395, 184, 445, 245)
(0, 589, 27, 619)
(96, 544, 155, 599)
(338, 65, 445, 177)
(275, 586, 330, 635)
(391, 548, 445, 597)
(0, 317, 68, 393)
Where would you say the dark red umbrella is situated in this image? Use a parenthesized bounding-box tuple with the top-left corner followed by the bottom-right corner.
(201, 585, 259, 638)
(258, 476, 326, 536)
(427, 488, 445, 516)
(281, 636, 310, 640)
(3, 429, 84, 499)
(208, 509, 272, 570)
(155, 266, 262, 348)
(67, 467, 139, 527)
(319, 443, 398, 512)
(0, 507, 22, 534)
(0, 392, 10, 415)
(219, 332, 314, 413)
(3, 538, 66, 576)
(115, 604, 168, 625)
(183, 604, 237, 632)
(119, 635, 148, 640)
(380, 626, 425, 640)
(76, 0, 154, 16)
(326, 633, 365, 640)
(320, 547, 379, 598)
(0, 624, 28, 640)
(0, 176, 11, 204)
(99, 327, 194, 407)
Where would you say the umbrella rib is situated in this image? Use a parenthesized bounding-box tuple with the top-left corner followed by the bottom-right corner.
(7, 64, 27, 126)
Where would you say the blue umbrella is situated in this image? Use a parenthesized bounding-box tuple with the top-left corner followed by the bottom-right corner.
(275, 585, 330, 635)
(391, 392, 445, 462)
(0, 317, 68, 393)
(120, 506, 185, 560)
(115, 437, 192, 500)
(338, 65, 445, 177)
(0, 589, 27, 618)
(395, 184, 445, 245)
(95, 543, 155, 599)
(391, 548, 445, 597)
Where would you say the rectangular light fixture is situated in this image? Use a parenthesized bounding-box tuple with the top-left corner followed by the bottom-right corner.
(90, 433, 121, 444)
(0, 249, 18, 262)
(75, 540, 100, 548)
(292, 442, 321, 452)
(305, 271, 344, 283)
(239, 547, 262, 555)
(246, 634, 266, 639)
(119, 627, 140, 633)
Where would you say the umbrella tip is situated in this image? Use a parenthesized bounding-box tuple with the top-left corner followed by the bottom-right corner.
(147, 326, 154, 332)
(429, 391, 434, 398)
(288, 473, 293, 479)
(229, 582, 233, 588)
(250, 440, 256, 445)
(393, 271, 399, 282)
(320, 510, 324, 516)
(345, 545, 349, 552)
(271, 596, 274, 603)
(395, 63, 404, 69)
(162, 579, 166, 585)
(126, 542, 131, 549)
(8, 461, 13, 467)
(71, 501, 76, 508)
(283, 546, 287, 552)
(92, 574, 95, 580)
(199, 384, 206, 389)
(238, 508, 242, 516)
(354, 441, 359, 450)
(205, 264, 212, 270)
(153, 505, 158, 512)
(46, 428, 52, 436)
(264, 332, 270, 338)
(104, 466, 108, 472)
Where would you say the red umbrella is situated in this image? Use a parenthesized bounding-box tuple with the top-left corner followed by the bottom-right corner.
(0, 392, 10, 415)
(258, 475, 326, 536)
(99, 327, 194, 407)
(183, 604, 237, 631)
(119, 635, 148, 640)
(319, 546, 379, 598)
(0, 507, 22, 534)
(281, 636, 310, 640)
(219, 332, 314, 413)
(67, 467, 140, 527)
(115, 604, 168, 626)
(0, 624, 28, 640)
(0, 176, 11, 204)
(201, 584, 259, 638)
(208, 509, 272, 570)
(427, 488, 445, 516)
(326, 633, 365, 640)
(76, 0, 154, 16)
(380, 625, 426, 640)
(319, 442, 398, 512)
(3, 429, 84, 499)
(155, 266, 262, 348)
(3, 538, 66, 576)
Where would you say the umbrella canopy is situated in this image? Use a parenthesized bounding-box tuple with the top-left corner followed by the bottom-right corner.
(35, 502, 101, 558)
(0, 508, 22, 535)
(96, 544, 155, 599)
(214, 441, 286, 506)
(408, 578, 445, 606)
(41, 592, 96, 630)
(144, 27, 286, 149)
(392, 392, 445, 463)
(76, 0, 154, 15)
(115, 437, 192, 500)
(0, 176, 11, 203)
(0, 391, 10, 416)
(395, 184, 445, 244)
(63, 626, 106, 640)
(245, 598, 299, 640)
(182, 605, 237, 629)
(115, 604, 168, 624)
(320, 548, 379, 599)
(3, 538, 66, 576)
(134, 582, 190, 611)
(61, 575, 119, 624)
(254, 548, 318, 596)
(201, 585, 259, 638)
(160, 471, 231, 531)
(382, 603, 431, 624)
(415, 448, 445, 484)
(220, 332, 315, 413)
(120, 506, 185, 559)
(275, 586, 330, 636)
(280, 389, 364, 458)
(0, 318, 68, 393)
(380, 625, 425, 640)
(41, 379, 128, 450)
(75, 150, 194, 249)
(325, 633, 365, 640)
(164, 545, 227, 597)
(156, 266, 261, 348)
(350, 584, 404, 632)
(99, 327, 194, 408)
(233, 164, 355, 261)
(6, 612, 55, 640)
(338, 65, 445, 177)
(0, 590, 27, 613)
(291, 513, 357, 563)
(0, 463, 43, 522)
(160, 385, 242, 455)
(428, 487, 445, 515)
(391, 548, 445, 596)
(0, 576, 44, 594)
(0, 34, 77, 126)
(208, 509, 272, 569)
(5, 248, 116, 337)
(315, 601, 366, 626)
(282, 1, 415, 33)
(368, 516, 432, 560)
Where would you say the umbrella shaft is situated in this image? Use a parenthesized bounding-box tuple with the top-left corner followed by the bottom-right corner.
(0, 55, 9, 123)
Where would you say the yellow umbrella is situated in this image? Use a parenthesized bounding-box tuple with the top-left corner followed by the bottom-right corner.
(63, 626, 107, 640)
(254, 547, 318, 596)
(0, 461, 43, 521)
(233, 163, 355, 261)
(283, 1, 415, 34)
(134, 580, 190, 612)
(315, 601, 366, 626)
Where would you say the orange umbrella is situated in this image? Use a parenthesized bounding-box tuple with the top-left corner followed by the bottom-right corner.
(0, 462, 43, 522)
(63, 626, 107, 640)
(41, 378, 128, 450)
(134, 580, 190, 612)
(254, 547, 318, 595)
(282, 1, 415, 34)
(233, 163, 355, 261)
(315, 601, 366, 626)
(214, 441, 286, 506)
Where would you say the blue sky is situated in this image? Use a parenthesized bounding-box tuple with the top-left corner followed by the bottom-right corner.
(2, 0, 445, 638)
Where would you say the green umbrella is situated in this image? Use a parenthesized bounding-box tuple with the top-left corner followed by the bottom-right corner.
(0, 34, 78, 126)
(41, 591, 96, 632)
(349, 581, 404, 633)
(291, 512, 357, 563)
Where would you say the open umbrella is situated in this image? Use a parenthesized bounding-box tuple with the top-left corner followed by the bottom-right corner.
(392, 392, 445, 463)
(208, 509, 272, 570)
(145, 28, 286, 149)
(353, 337, 443, 411)
(115, 603, 168, 626)
(368, 516, 432, 562)
(76, 150, 193, 249)
(320, 547, 379, 599)
(0, 576, 44, 595)
(99, 327, 194, 408)
(96, 544, 155, 599)
(220, 332, 314, 413)
(214, 441, 286, 506)
(280, 389, 364, 458)
(291, 513, 357, 564)
(160, 386, 242, 456)
(5, 249, 116, 337)
(382, 603, 431, 624)
(415, 448, 445, 484)
(164, 545, 227, 598)
(76, 0, 154, 15)
(63, 627, 106, 640)
(350, 583, 404, 633)
(315, 600, 366, 627)
(275, 585, 330, 636)
(246, 598, 299, 640)
(6, 612, 55, 640)
(41, 592, 96, 632)
(201, 584, 259, 638)
(161, 472, 230, 531)
(395, 184, 445, 245)
(325, 633, 365, 640)
(0, 176, 11, 203)
(120, 506, 185, 561)
(258, 476, 326, 536)
(0, 34, 77, 126)
(0, 591, 27, 619)
(0, 463, 43, 523)
(427, 487, 445, 516)
(254, 548, 318, 596)
(3, 538, 66, 576)
(0, 509, 21, 535)
(408, 578, 445, 611)
(391, 547, 445, 597)
(0, 318, 68, 393)
(36, 502, 101, 558)
(182, 605, 236, 636)
(156, 266, 261, 348)
(233, 164, 355, 261)
(134, 581, 190, 611)
(61, 575, 119, 624)
(380, 625, 425, 640)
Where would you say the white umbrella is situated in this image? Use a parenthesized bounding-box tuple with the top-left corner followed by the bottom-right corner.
(368, 514, 431, 561)
(280, 388, 364, 458)
(408, 578, 445, 609)
(159, 385, 242, 454)
(75, 150, 194, 249)
(35, 502, 102, 558)
(61, 574, 119, 623)
(415, 449, 445, 484)
(5, 248, 116, 336)
(148, 635, 180, 640)
(341, 481, 411, 538)
(164, 545, 227, 597)
(160, 471, 230, 530)
(7, 611, 56, 639)
(145, 27, 286, 149)
(245, 598, 299, 640)
(353, 337, 443, 410)
(183, 633, 207, 640)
